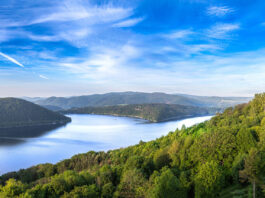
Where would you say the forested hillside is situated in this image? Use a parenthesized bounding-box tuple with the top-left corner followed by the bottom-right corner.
(0, 98, 71, 128)
(1, 94, 265, 197)
(63, 104, 218, 122)
(33, 92, 251, 109)
(42, 105, 64, 112)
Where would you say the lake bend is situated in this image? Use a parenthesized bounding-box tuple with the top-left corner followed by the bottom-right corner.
(0, 114, 212, 175)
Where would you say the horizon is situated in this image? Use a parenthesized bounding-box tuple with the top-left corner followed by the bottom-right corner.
(0, 91, 256, 98)
(1, 0, 265, 97)
(1, 91, 255, 99)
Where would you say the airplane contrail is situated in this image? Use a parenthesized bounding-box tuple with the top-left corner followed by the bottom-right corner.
(0, 51, 50, 79)
(0, 52, 24, 67)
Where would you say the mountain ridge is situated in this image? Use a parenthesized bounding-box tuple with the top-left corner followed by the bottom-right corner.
(31, 92, 252, 109)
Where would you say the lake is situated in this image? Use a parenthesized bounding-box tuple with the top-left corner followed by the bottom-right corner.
(0, 114, 212, 175)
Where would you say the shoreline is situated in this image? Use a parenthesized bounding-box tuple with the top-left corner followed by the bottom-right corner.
(64, 112, 215, 123)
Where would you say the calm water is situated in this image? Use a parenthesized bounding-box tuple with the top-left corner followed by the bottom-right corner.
(0, 114, 212, 174)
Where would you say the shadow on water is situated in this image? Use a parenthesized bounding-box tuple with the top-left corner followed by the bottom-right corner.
(0, 137, 25, 146)
(0, 123, 69, 146)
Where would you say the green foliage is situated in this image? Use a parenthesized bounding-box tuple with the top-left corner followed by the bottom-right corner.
(0, 179, 25, 197)
(62, 185, 99, 198)
(190, 130, 237, 168)
(115, 169, 147, 198)
(101, 183, 114, 198)
(96, 165, 115, 187)
(153, 149, 171, 170)
(239, 148, 265, 184)
(236, 128, 256, 153)
(194, 161, 224, 197)
(147, 167, 184, 198)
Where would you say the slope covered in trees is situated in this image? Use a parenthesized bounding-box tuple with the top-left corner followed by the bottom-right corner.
(1, 94, 265, 197)
(63, 104, 219, 122)
(33, 92, 251, 109)
(0, 98, 71, 128)
(42, 105, 64, 112)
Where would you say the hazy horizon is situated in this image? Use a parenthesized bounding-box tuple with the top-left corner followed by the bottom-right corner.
(0, 91, 255, 98)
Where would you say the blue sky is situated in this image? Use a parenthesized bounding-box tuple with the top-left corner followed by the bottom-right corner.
(1, 0, 265, 97)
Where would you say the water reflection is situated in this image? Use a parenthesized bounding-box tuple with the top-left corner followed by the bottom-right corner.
(0, 137, 25, 146)
(0, 124, 68, 146)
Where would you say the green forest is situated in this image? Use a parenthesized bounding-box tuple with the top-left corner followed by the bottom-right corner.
(0, 98, 71, 128)
(1, 94, 265, 197)
(62, 103, 218, 122)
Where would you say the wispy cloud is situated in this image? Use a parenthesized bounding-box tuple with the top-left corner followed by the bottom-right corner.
(0, 1, 132, 27)
(207, 6, 234, 17)
(163, 30, 194, 39)
(27, 34, 61, 42)
(113, 17, 144, 27)
(0, 52, 24, 67)
(0, 1, 136, 46)
(206, 23, 240, 39)
(58, 43, 142, 81)
(31, 3, 132, 25)
(39, 74, 49, 80)
(54, 47, 265, 96)
(184, 44, 221, 54)
(27, 28, 91, 47)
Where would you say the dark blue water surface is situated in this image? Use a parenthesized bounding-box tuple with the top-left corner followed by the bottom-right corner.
(0, 114, 211, 174)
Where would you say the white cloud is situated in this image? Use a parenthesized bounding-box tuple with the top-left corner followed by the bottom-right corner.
(207, 6, 234, 17)
(0, 2, 132, 28)
(164, 30, 193, 39)
(59, 43, 141, 80)
(39, 74, 49, 80)
(0, 1, 136, 46)
(53, 45, 265, 97)
(0, 52, 24, 67)
(30, 1, 132, 25)
(185, 44, 221, 54)
(159, 44, 221, 58)
(207, 23, 239, 39)
(27, 34, 61, 42)
(113, 17, 144, 27)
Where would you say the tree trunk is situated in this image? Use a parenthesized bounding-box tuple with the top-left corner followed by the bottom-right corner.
(253, 180, 255, 198)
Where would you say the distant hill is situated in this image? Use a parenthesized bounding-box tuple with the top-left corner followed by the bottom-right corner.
(63, 103, 219, 122)
(42, 105, 63, 111)
(21, 97, 45, 103)
(33, 92, 252, 109)
(0, 98, 71, 128)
